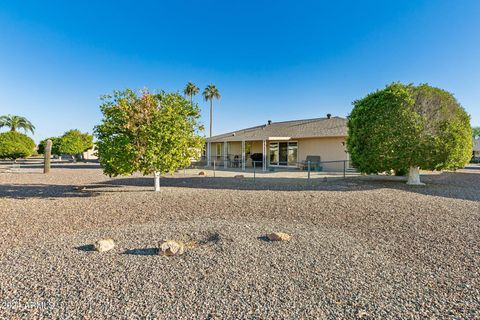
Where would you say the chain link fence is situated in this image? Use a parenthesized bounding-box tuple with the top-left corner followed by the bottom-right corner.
(186, 155, 358, 183)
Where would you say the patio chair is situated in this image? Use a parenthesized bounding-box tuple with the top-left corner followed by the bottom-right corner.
(301, 155, 322, 171)
(233, 155, 240, 168)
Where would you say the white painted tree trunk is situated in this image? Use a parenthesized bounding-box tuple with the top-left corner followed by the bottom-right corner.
(154, 172, 160, 192)
(406, 166, 425, 185)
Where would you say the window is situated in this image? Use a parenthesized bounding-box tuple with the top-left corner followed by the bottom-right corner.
(269, 143, 279, 164)
(288, 142, 298, 165)
(269, 141, 297, 166)
(216, 143, 222, 158)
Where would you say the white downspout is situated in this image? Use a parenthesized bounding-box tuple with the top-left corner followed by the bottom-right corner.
(241, 140, 246, 171)
(224, 141, 228, 168)
(262, 140, 267, 172)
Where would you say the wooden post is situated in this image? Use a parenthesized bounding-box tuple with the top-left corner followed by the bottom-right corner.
(43, 139, 52, 174)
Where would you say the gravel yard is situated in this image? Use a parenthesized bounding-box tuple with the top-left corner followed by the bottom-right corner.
(0, 162, 479, 319)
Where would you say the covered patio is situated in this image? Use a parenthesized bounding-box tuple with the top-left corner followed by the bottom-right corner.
(205, 116, 350, 172)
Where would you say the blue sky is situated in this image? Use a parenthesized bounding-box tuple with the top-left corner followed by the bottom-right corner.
(1, 1, 479, 142)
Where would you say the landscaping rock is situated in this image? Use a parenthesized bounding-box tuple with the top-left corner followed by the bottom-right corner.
(266, 232, 291, 241)
(159, 240, 185, 256)
(234, 175, 244, 179)
(198, 171, 207, 176)
(94, 238, 115, 252)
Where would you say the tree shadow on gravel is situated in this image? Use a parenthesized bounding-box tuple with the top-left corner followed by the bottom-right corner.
(97, 171, 480, 202)
(17, 163, 101, 170)
(123, 248, 159, 256)
(0, 184, 101, 199)
(75, 244, 96, 252)
(257, 235, 271, 242)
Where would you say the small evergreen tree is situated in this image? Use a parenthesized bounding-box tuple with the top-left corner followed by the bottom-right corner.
(0, 131, 35, 160)
(58, 130, 93, 160)
(347, 83, 472, 185)
(94, 89, 204, 191)
(38, 137, 62, 156)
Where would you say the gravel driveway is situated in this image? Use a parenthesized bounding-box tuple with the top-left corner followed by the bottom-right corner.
(0, 162, 479, 319)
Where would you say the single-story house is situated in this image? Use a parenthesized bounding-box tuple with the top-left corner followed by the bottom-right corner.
(205, 115, 349, 171)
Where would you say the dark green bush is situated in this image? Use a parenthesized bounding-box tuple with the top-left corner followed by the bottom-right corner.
(0, 131, 35, 160)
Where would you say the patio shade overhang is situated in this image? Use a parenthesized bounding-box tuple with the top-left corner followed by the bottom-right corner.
(267, 137, 291, 141)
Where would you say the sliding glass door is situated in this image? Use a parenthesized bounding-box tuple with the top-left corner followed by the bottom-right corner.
(269, 142, 297, 166)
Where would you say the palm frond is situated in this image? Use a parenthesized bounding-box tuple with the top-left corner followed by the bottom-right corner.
(202, 84, 221, 101)
(184, 82, 199, 97)
(0, 114, 35, 134)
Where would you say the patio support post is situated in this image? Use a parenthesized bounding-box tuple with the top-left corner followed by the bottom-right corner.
(224, 141, 228, 168)
(262, 139, 267, 172)
(206, 142, 211, 167)
(241, 140, 246, 171)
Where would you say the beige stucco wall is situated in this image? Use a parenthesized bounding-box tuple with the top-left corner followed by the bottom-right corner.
(296, 137, 347, 171)
(228, 142, 242, 155)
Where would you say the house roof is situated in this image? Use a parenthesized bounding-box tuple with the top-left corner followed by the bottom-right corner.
(206, 116, 348, 143)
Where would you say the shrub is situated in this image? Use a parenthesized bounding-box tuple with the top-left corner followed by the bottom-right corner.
(347, 83, 472, 184)
(0, 131, 35, 160)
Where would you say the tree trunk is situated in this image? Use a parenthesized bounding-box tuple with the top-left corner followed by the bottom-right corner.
(406, 166, 424, 185)
(154, 172, 160, 192)
(209, 100, 212, 137)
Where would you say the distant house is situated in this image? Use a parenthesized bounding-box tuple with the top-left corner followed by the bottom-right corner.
(82, 144, 98, 160)
(473, 138, 480, 160)
(205, 115, 349, 171)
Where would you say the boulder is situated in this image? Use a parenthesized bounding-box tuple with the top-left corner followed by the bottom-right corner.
(267, 232, 291, 242)
(159, 240, 185, 256)
(198, 171, 207, 176)
(94, 238, 115, 252)
(234, 175, 244, 179)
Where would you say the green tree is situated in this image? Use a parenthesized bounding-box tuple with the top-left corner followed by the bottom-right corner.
(347, 83, 472, 185)
(38, 137, 62, 155)
(0, 131, 35, 161)
(202, 84, 220, 137)
(94, 89, 204, 191)
(473, 126, 480, 139)
(0, 115, 35, 134)
(58, 130, 93, 160)
(183, 82, 199, 107)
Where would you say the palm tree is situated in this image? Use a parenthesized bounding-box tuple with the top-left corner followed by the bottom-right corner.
(202, 84, 221, 137)
(0, 115, 35, 134)
(183, 82, 199, 107)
